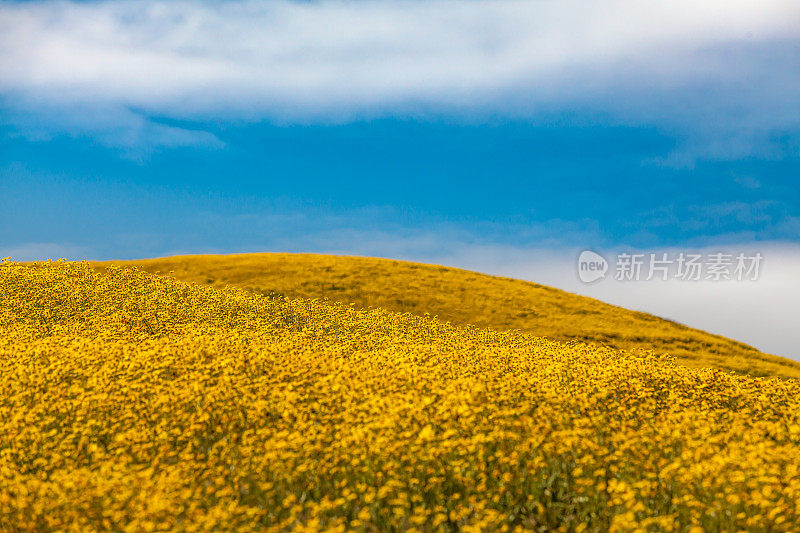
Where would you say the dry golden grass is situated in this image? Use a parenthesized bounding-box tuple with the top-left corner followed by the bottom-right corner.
(94, 253, 800, 379)
(5, 260, 800, 531)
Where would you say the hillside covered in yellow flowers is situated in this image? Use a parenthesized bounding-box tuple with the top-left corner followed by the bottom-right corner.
(95, 253, 800, 379)
(3, 260, 800, 531)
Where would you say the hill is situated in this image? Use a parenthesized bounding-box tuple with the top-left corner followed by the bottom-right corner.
(3, 260, 800, 530)
(93, 253, 800, 379)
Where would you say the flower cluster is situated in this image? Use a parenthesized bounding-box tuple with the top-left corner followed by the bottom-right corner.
(2, 260, 800, 531)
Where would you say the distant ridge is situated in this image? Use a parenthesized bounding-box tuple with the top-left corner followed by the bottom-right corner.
(94, 253, 800, 379)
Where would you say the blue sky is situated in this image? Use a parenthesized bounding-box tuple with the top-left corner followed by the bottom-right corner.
(4, 118, 800, 259)
(2, 0, 800, 357)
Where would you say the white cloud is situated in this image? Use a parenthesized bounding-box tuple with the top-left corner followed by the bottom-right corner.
(3, 100, 223, 155)
(1, 0, 799, 155)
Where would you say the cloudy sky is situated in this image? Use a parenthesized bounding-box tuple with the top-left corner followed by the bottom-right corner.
(2, 0, 800, 358)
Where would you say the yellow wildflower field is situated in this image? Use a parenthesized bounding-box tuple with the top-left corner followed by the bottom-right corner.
(3, 260, 800, 531)
(94, 253, 800, 379)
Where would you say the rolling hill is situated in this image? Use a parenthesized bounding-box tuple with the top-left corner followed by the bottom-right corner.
(4, 260, 800, 530)
(93, 253, 800, 379)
